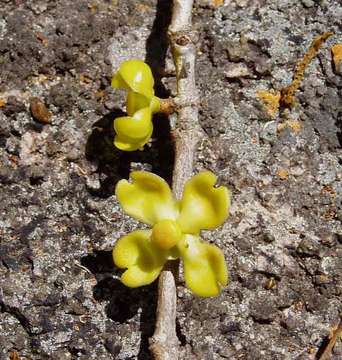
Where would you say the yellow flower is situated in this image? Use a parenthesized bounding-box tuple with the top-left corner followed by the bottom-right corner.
(111, 60, 160, 151)
(113, 171, 230, 297)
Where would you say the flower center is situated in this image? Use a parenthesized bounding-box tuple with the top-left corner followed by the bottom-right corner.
(151, 220, 182, 250)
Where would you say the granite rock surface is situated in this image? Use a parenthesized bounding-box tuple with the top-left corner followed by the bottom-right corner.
(0, 0, 341, 359)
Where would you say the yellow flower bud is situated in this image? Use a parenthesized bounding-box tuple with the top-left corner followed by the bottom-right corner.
(111, 60, 161, 151)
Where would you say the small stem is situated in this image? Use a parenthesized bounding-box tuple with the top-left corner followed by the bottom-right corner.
(148, 261, 179, 360)
(159, 98, 176, 115)
(317, 317, 342, 360)
(149, 1, 204, 359)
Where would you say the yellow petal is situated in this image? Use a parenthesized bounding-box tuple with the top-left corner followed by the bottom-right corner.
(114, 107, 152, 141)
(180, 235, 228, 297)
(111, 72, 130, 91)
(126, 92, 150, 116)
(150, 95, 160, 114)
(121, 264, 162, 287)
(178, 171, 230, 234)
(112, 230, 164, 287)
(111, 59, 154, 98)
(116, 171, 178, 225)
(114, 126, 153, 151)
(126, 92, 161, 117)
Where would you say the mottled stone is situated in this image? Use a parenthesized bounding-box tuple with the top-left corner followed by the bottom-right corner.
(0, 0, 341, 359)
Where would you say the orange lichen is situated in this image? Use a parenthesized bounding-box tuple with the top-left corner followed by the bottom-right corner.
(9, 351, 20, 360)
(321, 185, 336, 200)
(35, 32, 49, 47)
(0, 99, 6, 108)
(276, 168, 289, 180)
(331, 43, 342, 72)
(95, 89, 106, 100)
(256, 89, 281, 118)
(251, 135, 258, 144)
(80, 74, 92, 84)
(257, 32, 334, 116)
(280, 32, 334, 108)
(323, 206, 336, 220)
(213, 0, 224, 6)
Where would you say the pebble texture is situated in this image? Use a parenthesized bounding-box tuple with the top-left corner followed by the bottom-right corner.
(0, 0, 341, 359)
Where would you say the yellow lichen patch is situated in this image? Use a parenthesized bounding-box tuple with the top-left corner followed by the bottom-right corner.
(0, 99, 6, 107)
(331, 44, 342, 71)
(88, 3, 98, 14)
(276, 168, 289, 180)
(265, 277, 277, 290)
(277, 119, 302, 134)
(256, 89, 280, 118)
(28, 74, 49, 85)
(136, 3, 151, 12)
(95, 89, 105, 101)
(213, 0, 224, 6)
(287, 119, 301, 133)
(280, 32, 334, 108)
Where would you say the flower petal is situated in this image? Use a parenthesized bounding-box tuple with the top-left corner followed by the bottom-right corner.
(114, 107, 152, 141)
(111, 59, 154, 98)
(126, 92, 150, 116)
(177, 171, 230, 234)
(113, 230, 164, 287)
(180, 235, 228, 297)
(126, 92, 161, 117)
(111, 72, 131, 92)
(116, 171, 178, 225)
(121, 264, 162, 288)
(114, 126, 153, 152)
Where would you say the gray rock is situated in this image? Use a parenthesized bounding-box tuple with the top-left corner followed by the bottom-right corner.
(0, 0, 341, 359)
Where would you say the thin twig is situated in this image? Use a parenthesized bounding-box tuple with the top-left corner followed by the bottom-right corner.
(317, 318, 342, 360)
(149, 1, 204, 359)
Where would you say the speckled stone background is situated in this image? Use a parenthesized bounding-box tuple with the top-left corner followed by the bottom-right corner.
(0, 0, 341, 359)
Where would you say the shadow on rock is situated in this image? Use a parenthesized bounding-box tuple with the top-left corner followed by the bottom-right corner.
(85, 109, 174, 197)
(145, 0, 174, 186)
(81, 2, 175, 358)
(85, 1, 174, 197)
(85, 109, 128, 198)
(80, 250, 158, 360)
